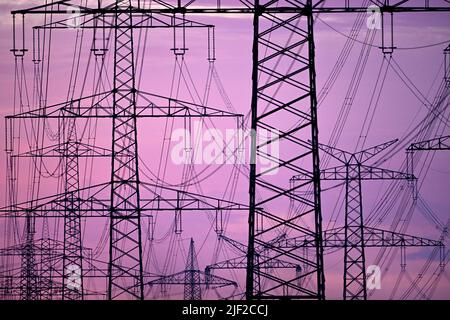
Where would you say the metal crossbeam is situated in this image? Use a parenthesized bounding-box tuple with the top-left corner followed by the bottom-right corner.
(408, 135, 450, 151)
(272, 226, 444, 248)
(11, 0, 450, 15)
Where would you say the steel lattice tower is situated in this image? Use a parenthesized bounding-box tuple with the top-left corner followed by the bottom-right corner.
(62, 130, 84, 299)
(108, 0, 144, 300)
(184, 239, 201, 300)
(247, 0, 325, 299)
(292, 140, 419, 299)
(20, 213, 38, 300)
(39, 216, 54, 299)
(148, 238, 237, 300)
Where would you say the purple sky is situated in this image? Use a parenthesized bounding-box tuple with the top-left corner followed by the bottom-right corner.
(0, 0, 449, 299)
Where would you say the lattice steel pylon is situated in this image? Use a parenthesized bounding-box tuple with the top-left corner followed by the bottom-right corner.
(39, 216, 54, 300)
(0, 236, 97, 299)
(20, 213, 38, 300)
(61, 131, 84, 300)
(246, 0, 325, 300)
(148, 238, 237, 300)
(107, 0, 144, 300)
(12, 141, 115, 299)
(184, 239, 202, 300)
(292, 139, 417, 300)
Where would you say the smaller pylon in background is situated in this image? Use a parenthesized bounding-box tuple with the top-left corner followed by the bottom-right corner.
(148, 239, 237, 300)
(185, 239, 202, 300)
(20, 213, 38, 300)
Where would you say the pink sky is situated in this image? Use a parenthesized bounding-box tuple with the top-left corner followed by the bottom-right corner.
(0, 0, 449, 299)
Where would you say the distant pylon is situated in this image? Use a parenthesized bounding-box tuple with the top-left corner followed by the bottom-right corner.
(185, 239, 202, 300)
(148, 238, 237, 300)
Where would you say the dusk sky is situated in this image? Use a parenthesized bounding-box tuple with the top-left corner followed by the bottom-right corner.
(0, 0, 449, 300)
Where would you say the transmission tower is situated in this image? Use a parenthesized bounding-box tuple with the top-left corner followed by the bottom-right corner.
(289, 139, 438, 299)
(148, 238, 237, 300)
(243, 0, 449, 300)
(20, 213, 38, 300)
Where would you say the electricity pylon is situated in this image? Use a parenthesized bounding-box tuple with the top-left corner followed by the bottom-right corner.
(13, 139, 113, 299)
(291, 139, 423, 300)
(148, 239, 237, 300)
(20, 213, 38, 300)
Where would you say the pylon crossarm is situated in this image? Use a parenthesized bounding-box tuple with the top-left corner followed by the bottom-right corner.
(206, 256, 248, 270)
(271, 226, 443, 248)
(355, 139, 398, 163)
(32, 10, 213, 30)
(207, 255, 301, 270)
(219, 235, 247, 255)
(256, 256, 302, 270)
(291, 165, 347, 181)
(0, 183, 111, 218)
(13, 141, 112, 158)
(12, 0, 450, 15)
(0, 181, 250, 218)
(148, 270, 236, 288)
(291, 165, 415, 181)
(6, 92, 112, 119)
(137, 91, 243, 118)
(359, 165, 415, 181)
(6, 91, 242, 119)
(362, 226, 444, 247)
(408, 135, 450, 151)
(316, 143, 352, 163)
(140, 182, 250, 212)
